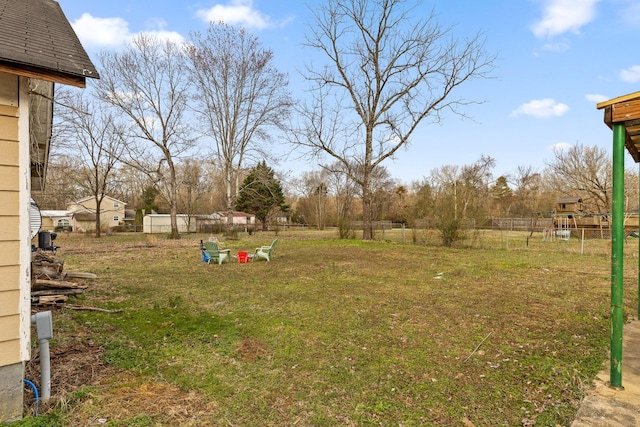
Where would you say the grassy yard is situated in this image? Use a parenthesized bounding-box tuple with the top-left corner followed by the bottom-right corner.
(9, 230, 640, 426)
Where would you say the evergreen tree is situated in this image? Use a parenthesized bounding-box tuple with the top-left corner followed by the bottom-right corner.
(235, 161, 287, 230)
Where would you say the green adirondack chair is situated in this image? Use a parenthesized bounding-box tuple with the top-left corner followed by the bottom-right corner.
(204, 241, 231, 265)
(253, 239, 278, 262)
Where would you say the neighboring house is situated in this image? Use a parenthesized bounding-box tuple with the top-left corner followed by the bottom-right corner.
(39, 210, 73, 231)
(213, 211, 256, 228)
(0, 0, 98, 421)
(143, 214, 197, 234)
(67, 196, 127, 232)
(39, 196, 128, 233)
(195, 212, 257, 233)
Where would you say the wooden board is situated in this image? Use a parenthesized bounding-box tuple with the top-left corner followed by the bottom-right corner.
(597, 91, 640, 109)
(612, 99, 640, 123)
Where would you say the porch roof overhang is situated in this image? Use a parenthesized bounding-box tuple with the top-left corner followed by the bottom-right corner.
(597, 91, 640, 162)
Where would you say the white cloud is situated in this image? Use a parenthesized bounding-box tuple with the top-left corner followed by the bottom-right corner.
(549, 142, 572, 152)
(71, 13, 184, 48)
(142, 30, 185, 45)
(539, 40, 571, 53)
(511, 98, 570, 118)
(195, 0, 275, 29)
(620, 65, 640, 83)
(531, 0, 600, 39)
(72, 13, 131, 47)
(585, 93, 608, 103)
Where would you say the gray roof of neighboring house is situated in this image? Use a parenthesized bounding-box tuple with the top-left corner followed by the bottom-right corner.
(73, 211, 97, 221)
(557, 197, 582, 204)
(0, 0, 99, 83)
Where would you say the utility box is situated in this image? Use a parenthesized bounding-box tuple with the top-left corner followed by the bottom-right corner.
(31, 311, 53, 341)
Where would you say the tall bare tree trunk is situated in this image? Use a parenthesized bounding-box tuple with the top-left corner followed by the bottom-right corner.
(362, 187, 373, 240)
(168, 165, 180, 239)
(225, 165, 234, 232)
(95, 198, 102, 238)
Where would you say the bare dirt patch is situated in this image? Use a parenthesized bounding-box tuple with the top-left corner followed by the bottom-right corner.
(65, 373, 216, 426)
(236, 337, 270, 362)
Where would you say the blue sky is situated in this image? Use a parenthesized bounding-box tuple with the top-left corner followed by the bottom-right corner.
(56, 0, 640, 185)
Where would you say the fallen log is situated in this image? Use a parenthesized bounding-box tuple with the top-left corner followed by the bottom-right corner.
(31, 289, 86, 297)
(32, 279, 89, 290)
(60, 304, 123, 313)
(31, 295, 68, 304)
(63, 271, 98, 280)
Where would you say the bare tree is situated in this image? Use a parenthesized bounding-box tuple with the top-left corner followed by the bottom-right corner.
(292, 0, 495, 239)
(110, 163, 154, 212)
(185, 23, 293, 229)
(509, 165, 543, 216)
(176, 158, 214, 228)
(325, 161, 358, 237)
(32, 154, 83, 209)
(429, 155, 495, 245)
(431, 155, 494, 221)
(545, 144, 611, 213)
(96, 34, 195, 238)
(298, 170, 330, 230)
(56, 89, 125, 237)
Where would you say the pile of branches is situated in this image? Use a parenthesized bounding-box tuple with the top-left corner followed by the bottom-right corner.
(31, 250, 96, 305)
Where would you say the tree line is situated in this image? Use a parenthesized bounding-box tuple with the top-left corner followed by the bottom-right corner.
(34, 0, 634, 242)
(39, 139, 639, 245)
(290, 147, 639, 245)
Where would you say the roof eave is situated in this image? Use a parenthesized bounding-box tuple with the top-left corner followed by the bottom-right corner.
(0, 60, 96, 88)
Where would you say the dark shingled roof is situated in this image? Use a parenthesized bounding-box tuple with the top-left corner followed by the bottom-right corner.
(0, 0, 99, 85)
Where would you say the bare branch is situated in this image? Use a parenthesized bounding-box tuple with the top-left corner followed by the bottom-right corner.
(292, 0, 495, 239)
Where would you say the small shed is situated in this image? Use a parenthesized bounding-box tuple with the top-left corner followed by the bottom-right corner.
(143, 214, 197, 234)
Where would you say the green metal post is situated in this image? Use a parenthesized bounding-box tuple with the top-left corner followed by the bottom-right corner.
(610, 123, 625, 389)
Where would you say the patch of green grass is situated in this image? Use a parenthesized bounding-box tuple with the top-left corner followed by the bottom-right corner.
(39, 231, 636, 426)
(104, 414, 154, 427)
(1, 413, 65, 427)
